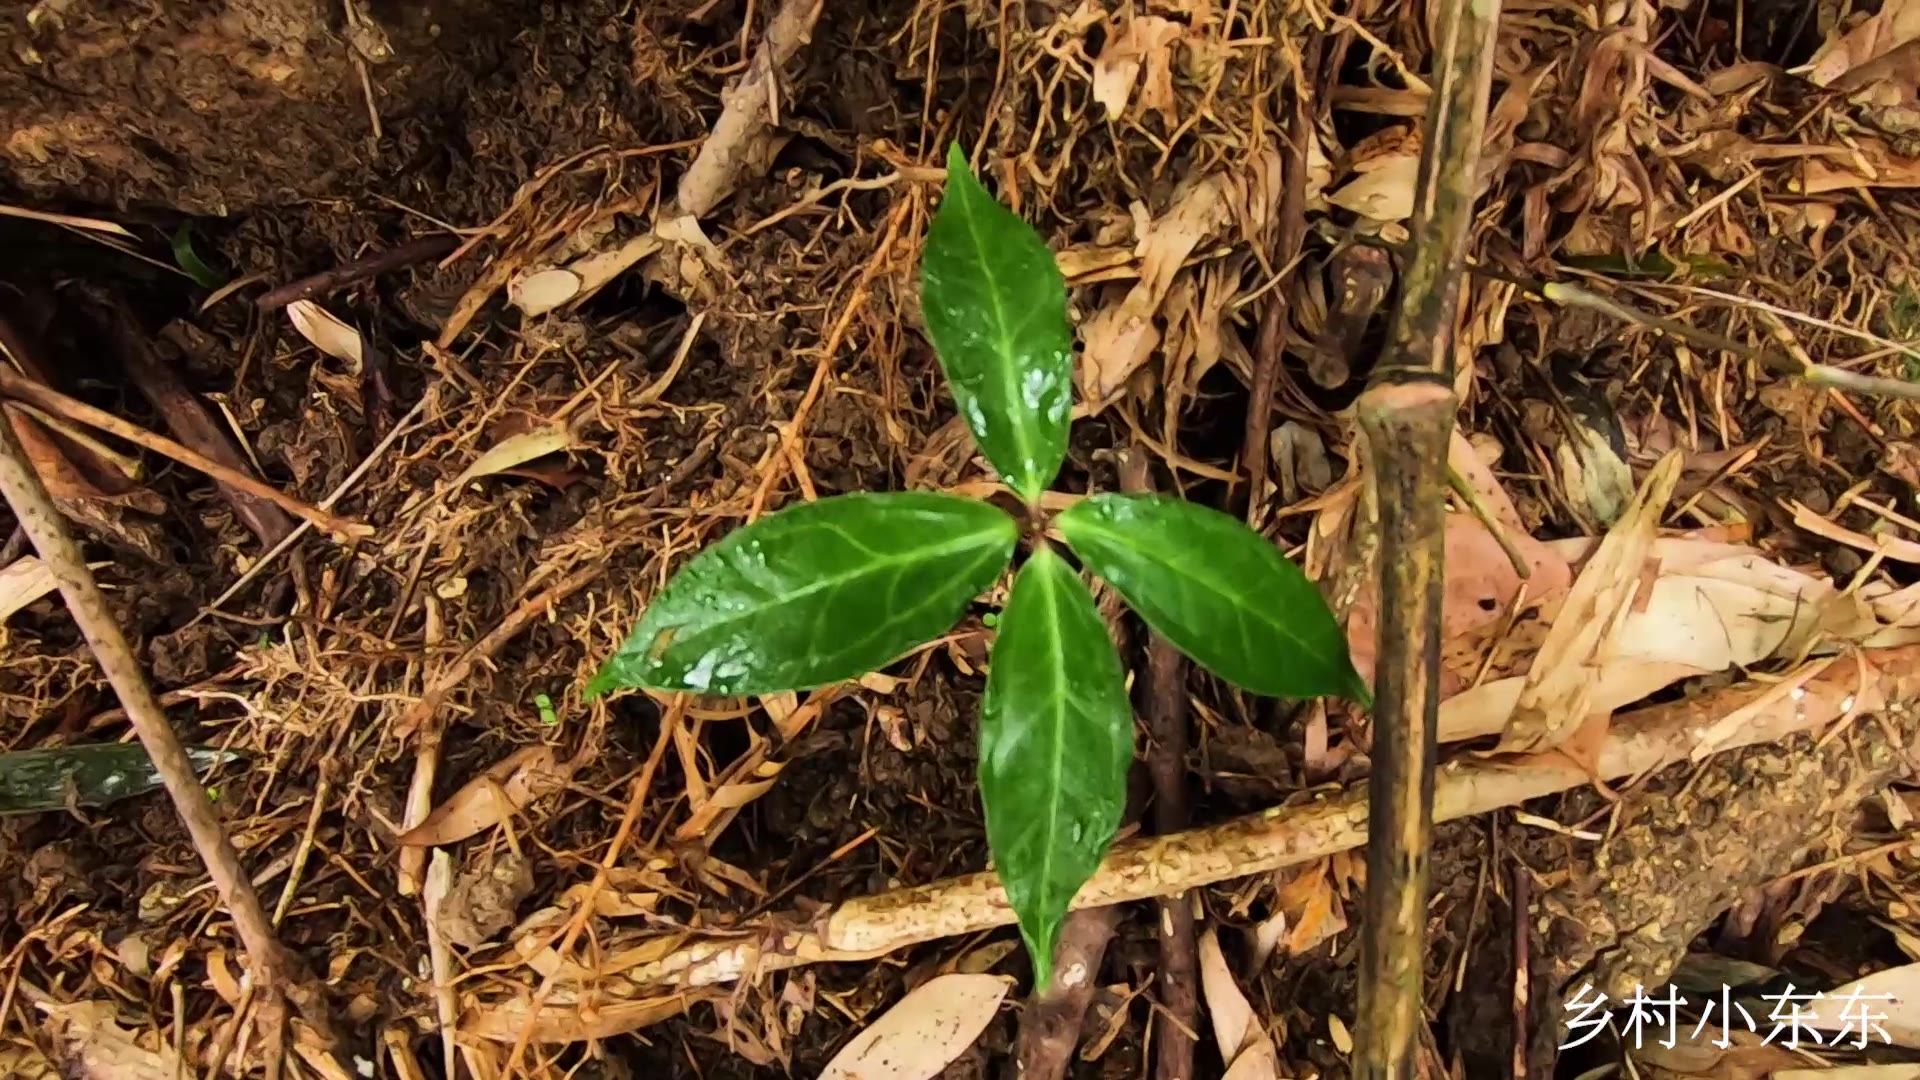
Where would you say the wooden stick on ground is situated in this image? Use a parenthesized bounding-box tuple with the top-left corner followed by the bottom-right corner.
(519, 645, 1901, 1005)
(1351, 0, 1500, 1075)
(0, 367, 371, 541)
(674, 0, 825, 219)
(0, 410, 340, 1054)
(255, 234, 459, 312)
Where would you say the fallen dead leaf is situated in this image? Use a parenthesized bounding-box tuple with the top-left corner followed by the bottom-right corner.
(818, 972, 1011, 1080)
(1803, 962, 1920, 1048)
(1091, 15, 1185, 124)
(1326, 151, 1421, 222)
(452, 423, 579, 489)
(1496, 451, 1683, 755)
(1199, 926, 1280, 1080)
(38, 1000, 180, 1080)
(1805, 0, 1920, 85)
(0, 556, 57, 623)
(507, 268, 582, 317)
(463, 994, 697, 1043)
(397, 745, 574, 847)
(1080, 172, 1235, 404)
(286, 299, 365, 371)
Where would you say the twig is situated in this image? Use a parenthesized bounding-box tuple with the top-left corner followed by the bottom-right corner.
(1351, 0, 1500, 1075)
(1445, 465, 1530, 579)
(254, 235, 459, 312)
(1123, 450, 1196, 1080)
(1510, 862, 1529, 1080)
(0, 367, 371, 541)
(0, 411, 340, 1049)
(103, 299, 296, 549)
(674, 0, 825, 218)
(1539, 281, 1920, 403)
(1242, 44, 1318, 527)
(1009, 905, 1119, 1080)
(576, 644, 1903, 996)
(196, 392, 433, 620)
(1333, 234, 1920, 406)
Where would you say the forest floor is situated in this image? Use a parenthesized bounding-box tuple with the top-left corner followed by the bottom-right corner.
(8, 0, 1920, 1077)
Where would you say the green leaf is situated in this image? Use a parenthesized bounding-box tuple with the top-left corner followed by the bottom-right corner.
(980, 546, 1132, 985)
(921, 144, 1075, 504)
(589, 492, 1017, 698)
(1058, 493, 1368, 702)
(0, 743, 244, 816)
(171, 224, 225, 289)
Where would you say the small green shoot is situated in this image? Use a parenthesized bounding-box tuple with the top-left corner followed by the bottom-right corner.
(535, 693, 559, 726)
(586, 145, 1365, 986)
(171, 224, 226, 290)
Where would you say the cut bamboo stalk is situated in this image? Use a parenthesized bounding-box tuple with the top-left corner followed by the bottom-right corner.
(1349, 0, 1502, 1074)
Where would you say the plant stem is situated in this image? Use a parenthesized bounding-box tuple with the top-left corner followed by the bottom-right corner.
(0, 411, 339, 1050)
(1123, 450, 1196, 1080)
(1351, 0, 1500, 1075)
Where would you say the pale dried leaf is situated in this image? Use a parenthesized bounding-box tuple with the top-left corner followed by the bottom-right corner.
(507, 268, 582, 317)
(398, 745, 573, 846)
(1080, 173, 1233, 403)
(818, 973, 1011, 1079)
(39, 1000, 180, 1080)
(0, 556, 57, 623)
(1556, 425, 1635, 526)
(1091, 16, 1184, 121)
(1497, 451, 1683, 754)
(570, 233, 665, 297)
(453, 424, 577, 488)
(1806, 0, 1920, 85)
(286, 300, 364, 371)
(1326, 153, 1420, 222)
(1802, 962, 1920, 1047)
(1198, 927, 1279, 1079)
(464, 994, 695, 1043)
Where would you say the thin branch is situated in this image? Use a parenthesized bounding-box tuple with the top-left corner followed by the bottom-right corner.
(102, 298, 296, 549)
(1123, 450, 1196, 1080)
(674, 0, 825, 219)
(1351, 0, 1501, 1075)
(0, 411, 340, 1049)
(584, 645, 1898, 995)
(254, 234, 459, 312)
(0, 367, 371, 541)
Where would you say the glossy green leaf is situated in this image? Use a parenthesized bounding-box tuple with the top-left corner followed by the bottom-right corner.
(921, 143, 1075, 504)
(588, 492, 1017, 698)
(1058, 493, 1368, 702)
(979, 546, 1132, 985)
(0, 743, 243, 815)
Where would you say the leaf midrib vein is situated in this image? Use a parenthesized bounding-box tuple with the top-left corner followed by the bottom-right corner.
(957, 187, 1038, 491)
(684, 524, 1005, 645)
(1077, 518, 1318, 656)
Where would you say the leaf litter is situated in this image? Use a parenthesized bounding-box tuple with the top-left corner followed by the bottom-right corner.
(18, 0, 1920, 1075)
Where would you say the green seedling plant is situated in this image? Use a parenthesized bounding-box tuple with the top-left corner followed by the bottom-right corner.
(588, 145, 1368, 983)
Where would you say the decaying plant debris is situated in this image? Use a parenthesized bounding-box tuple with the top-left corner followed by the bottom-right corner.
(13, 0, 1920, 1076)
